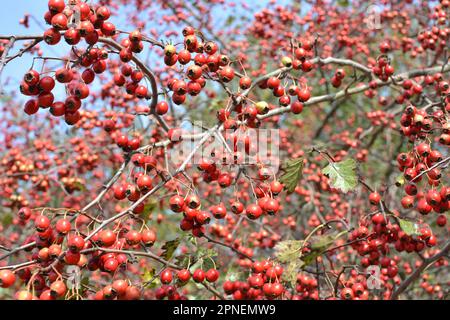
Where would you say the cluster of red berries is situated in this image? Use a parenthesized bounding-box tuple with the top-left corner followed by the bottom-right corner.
(372, 57, 394, 82)
(114, 133, 141, 153)
(21, 0, 117, 125)
(294, 274, 319, 300)
(8, 205, 160, 300)
(113, 63, 149, 100)
(338, 271, 371, 300)
(93, 279, 140, 300)
(153, 268, 219, 300)
(417, 2, 449, 52)
(168, 175, 283, 238)
(255, 43, 315, 112)
(330, 68, 346, 88)
(112, 153, 163, 213)
(44, 0, 115, 46)
(366, 110, 395, 127)
(163, 26, 231, 106)
(221, 260, 285, 300)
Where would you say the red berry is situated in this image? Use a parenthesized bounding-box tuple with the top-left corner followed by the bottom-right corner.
(34, 215, 50, 232)
(104, 258, 119, 273)
(160, 269, 173, 284)
(371, 213, 386, 225)
(156, 101, 169, 115)
(169, 195, 185, 212)
(68, 235, 85, 252)
(205, 269, 219, 282)
(48, 0, 65, 13)
(298, 88, 311, 102)
(193, 269, 205, 283)
(55, 219, 71, 235)
(99, 229, 116, 247)
(239, 76, 252, 90)
(246, 204, 263, 220)
(50, 280, 66, 297)
(369, 192, 381, 205)
(177, 269, 191, 283)
(340, 287, 354, 300)
(0, 270, 16, 288)
(437, 214, 447, 227)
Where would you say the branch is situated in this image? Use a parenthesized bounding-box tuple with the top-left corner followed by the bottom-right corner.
(81, 247, 226, 300)
(97, 37, 160, 113)
(0, 260, 37, 271)
(258, 63, 450, 120)
(411, 156, 450, 183)
(0, 37, 16, 94)
(0, 241, 36, 261)
(79, 156, 131, 213)
(203, 235, 254, 262)
(390, 241, 450, 300)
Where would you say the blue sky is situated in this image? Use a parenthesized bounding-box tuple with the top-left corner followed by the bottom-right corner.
(1, 1, 48, 86)
(0, 0, 297, 95)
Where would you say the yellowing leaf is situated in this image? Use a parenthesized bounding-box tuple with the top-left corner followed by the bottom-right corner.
(142, 267, 155, 281)
(395, 175, 405, 187)
(398, 218, 421, 236)
(284, 260, 304, 288)
(141, 267, 160, 288)
(274, 240, 304, 263)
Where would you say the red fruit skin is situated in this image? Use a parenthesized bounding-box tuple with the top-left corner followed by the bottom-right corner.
(193, 269, 206, 283)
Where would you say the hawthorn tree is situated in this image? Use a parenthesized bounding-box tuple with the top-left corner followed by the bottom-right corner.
(0, 0, 449, 300)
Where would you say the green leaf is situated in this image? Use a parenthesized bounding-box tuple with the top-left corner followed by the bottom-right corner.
(309, 230, 348, 251)
(279, 157, 304, 193)
(284, 260, 304, 288)
(399, 218, 421, 236)
(337, 0, 349, 6)
(73, 181, 86, 192)
(141, 267, 155, 281)
(174, 254, 194, 269)
(80, 276, 90, 288)
(186, 233, 197, 246)
(191, 248, 218, 271)
(300, 231, 349, 267)
(301, 251, 322, 267)
(2, 214, 13, 227)
(161, 238, 180, 260)
(224, 268, 245, 282)
(274, 240, 304, 263)
(197, 247, 218, 259)
(395, 174, 405, 187)
(309, 234, 337, 251)
(142, 198, 158, 220)
(208, 98, 226, 112)
(201, 257, 216, 271)
(141, 267, 160, 288)
(322, 158, 358, 193)
(225, 15, 236, 26)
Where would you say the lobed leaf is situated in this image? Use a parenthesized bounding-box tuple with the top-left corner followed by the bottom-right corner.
(160, 238, 181, 260)
(322, 158, 358, 193)
(279, 157, 304, 193)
